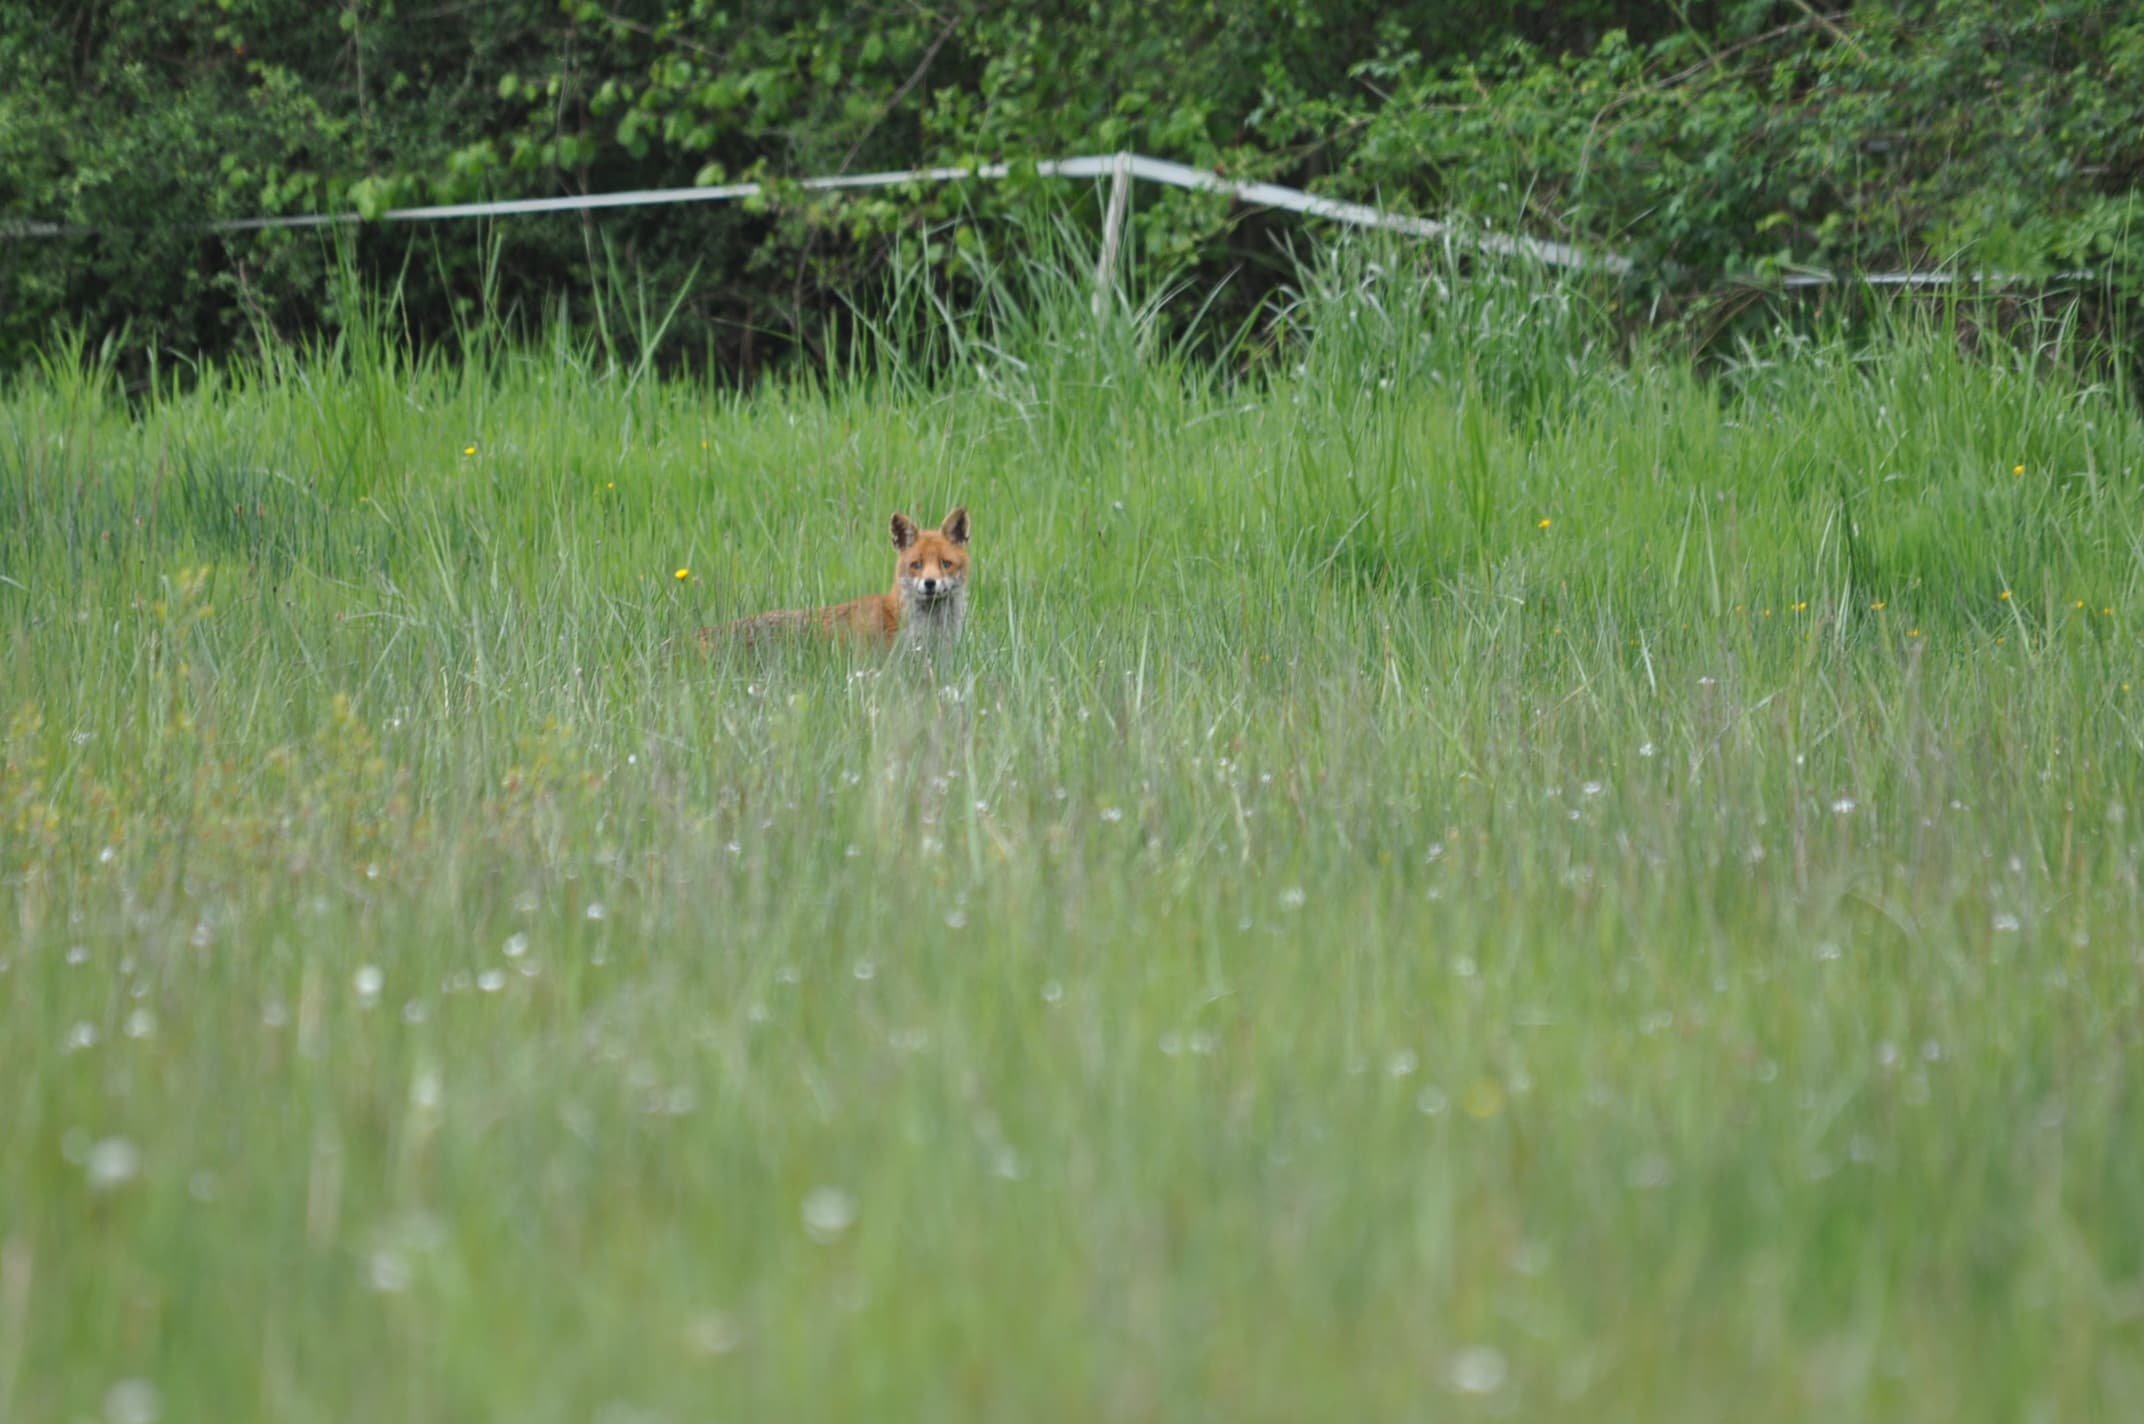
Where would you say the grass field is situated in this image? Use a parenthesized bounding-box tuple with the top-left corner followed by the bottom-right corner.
(6, 250, 2144, 1421)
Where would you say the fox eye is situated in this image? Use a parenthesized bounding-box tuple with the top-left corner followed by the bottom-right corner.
(910, 560, 922, 571)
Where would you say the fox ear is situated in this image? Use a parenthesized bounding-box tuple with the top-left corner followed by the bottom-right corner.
(891, 513, 919, 550)
(940, 506, 970, 545)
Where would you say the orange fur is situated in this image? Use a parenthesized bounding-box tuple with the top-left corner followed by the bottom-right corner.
(700, 506, 970, 652)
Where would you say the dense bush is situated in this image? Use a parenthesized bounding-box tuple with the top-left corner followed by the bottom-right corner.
(3, 2, 2140, 373)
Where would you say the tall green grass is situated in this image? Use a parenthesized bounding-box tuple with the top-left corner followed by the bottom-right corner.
(4, 242, 2143, 1422)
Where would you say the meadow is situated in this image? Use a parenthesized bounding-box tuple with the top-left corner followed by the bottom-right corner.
(5, 247, 2143, 1422)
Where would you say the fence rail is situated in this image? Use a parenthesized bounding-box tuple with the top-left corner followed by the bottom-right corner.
(3, 150, 2092, 293)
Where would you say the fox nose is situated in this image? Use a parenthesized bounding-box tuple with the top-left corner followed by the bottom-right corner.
(923, 578, 939, 593)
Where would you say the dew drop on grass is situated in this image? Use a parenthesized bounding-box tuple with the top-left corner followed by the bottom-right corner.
(368, 1250, 412, 1294)
(585, 902, 607, 922)
(86, 1137, 141, 1191)
(1278, 886, 1306, 910)
(801, 1187, 856, 1243)
(1040, 980, 1063, 1004)
(1992, 913, 2022, 933)
(504, 933, 529, 958)
(852, 959, 876, 982)
(1387, 1050, 1418, 1078)
(1638, 741, 1657, 758)
(684, 1311, 742, 1356)
(1626, 1152, 1673, 1190)
(1511, 1239, 1552, 1276)
(1830, 797, 1858, 815)
(103, 1378, 161, 1424)
(124, 1009, 155, 1040)
(476, 970, 506, 993)
(1416, 1086, 1448, 1116)
(64, 1022, 99, 1052)
(67, 945, 89, 966)
(354, 965, 383, 1005)
(1447, 1345, 1508, 1396)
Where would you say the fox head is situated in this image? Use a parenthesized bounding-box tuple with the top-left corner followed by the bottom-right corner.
(890, 507, 970, 609)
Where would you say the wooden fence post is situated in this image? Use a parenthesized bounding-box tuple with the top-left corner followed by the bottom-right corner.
(1093, 150, 1134, 318)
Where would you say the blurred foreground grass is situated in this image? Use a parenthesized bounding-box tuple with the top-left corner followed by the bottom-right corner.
(4, 252, 2143, 1420)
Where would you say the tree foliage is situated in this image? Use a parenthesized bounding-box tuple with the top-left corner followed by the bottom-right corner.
(3, 1, 2140, 371)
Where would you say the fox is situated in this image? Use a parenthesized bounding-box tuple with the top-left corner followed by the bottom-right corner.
(702, 506, 970, 651)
